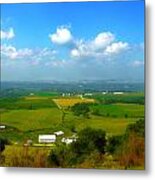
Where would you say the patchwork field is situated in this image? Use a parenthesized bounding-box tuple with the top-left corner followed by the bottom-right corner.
(0, 92, 144, 143)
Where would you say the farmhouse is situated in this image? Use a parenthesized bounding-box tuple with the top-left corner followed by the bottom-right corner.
(38, 135, 56, 143)
(54, 131, 64, 136)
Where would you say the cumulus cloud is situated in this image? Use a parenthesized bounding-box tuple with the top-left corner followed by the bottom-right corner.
(132, 60, 144, 67)
(1, 28, 15, 40)
(48, 27, 129, 61)
(1, 44, 32, 59)
(71, 39, 97, 59)
(1, 44, 57, 65)
(104, 42, 129, 55)
(70, 32, 128, 60)
(93, 32, 115, 50)
(49, 26, 73, 45)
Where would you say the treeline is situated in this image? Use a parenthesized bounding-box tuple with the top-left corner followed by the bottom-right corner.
(0, 89, 30, 98)
(93, 94, 145, 105)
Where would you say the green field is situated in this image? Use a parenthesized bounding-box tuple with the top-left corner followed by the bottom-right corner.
(0, 92, 144, 143)
(0, 97, 56, 110)
(91, 103, 144, 118)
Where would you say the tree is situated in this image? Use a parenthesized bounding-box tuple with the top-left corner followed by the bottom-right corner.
(106, 135, 123, 154)
(71, 127, 106, 155)
(71, 103, 90, 118)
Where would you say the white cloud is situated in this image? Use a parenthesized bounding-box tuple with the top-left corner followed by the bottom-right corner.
(1, 28, 15, 40)
(49, 26, 73, 45)
(49, 28, 128, 61)
(132, 60, 144, 67)
(104, 42, 129, 55)
(71, 39, 96, 58)
(1, 45, 56, 61)
(1, 44, 58, 67)
(93, 32, 115, 49)
(71, 49, 80, 58)
(45, 59, 67, 67)
(1, 44, 32, 59)
(70, 32, 128, 60)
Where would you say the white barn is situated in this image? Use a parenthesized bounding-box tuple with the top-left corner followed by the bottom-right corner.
(38, 135, 56, 143)
(113, 92, 124, 95)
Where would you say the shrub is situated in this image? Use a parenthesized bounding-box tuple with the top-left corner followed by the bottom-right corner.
(117, 132, 144, 169)
(71, 127, 106, 155)
(106, 135, 123, 154)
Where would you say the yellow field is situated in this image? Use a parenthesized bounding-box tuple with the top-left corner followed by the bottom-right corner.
(53, 98, 95, 108)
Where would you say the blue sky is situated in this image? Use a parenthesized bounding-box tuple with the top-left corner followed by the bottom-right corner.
(1, 1, 145, 81)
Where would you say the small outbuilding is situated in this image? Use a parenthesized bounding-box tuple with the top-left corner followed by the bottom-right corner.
(0, 125, 6, 129)
(38, 135, 56, 143)
(61, 138, 76, 145)
(54, 131, 64, 136)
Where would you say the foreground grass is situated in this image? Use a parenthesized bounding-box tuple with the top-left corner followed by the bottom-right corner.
(1, 145, 51, 167)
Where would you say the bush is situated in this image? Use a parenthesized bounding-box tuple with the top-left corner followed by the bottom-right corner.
(117, 133, 144, 169)
(71, 127, 106, 155)
(106, 135, 123, 154)
(125, 119, 145, 137)
(48, 145, 74, 167)
(114, 119, 145, 169)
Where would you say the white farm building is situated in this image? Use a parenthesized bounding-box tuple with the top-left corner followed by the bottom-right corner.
(113, 92, 124, 95)
(0, 125, 6, 129)
(54, 131, 64, 136)
(61, 138, 76, 145)
(38, 135, 56, 143)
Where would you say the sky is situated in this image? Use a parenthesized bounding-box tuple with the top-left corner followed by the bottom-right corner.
(1, 1, 145, 82)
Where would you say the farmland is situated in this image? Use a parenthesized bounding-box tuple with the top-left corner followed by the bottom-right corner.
(0, 88, 145, 169)
(0, 92, 144, 142)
